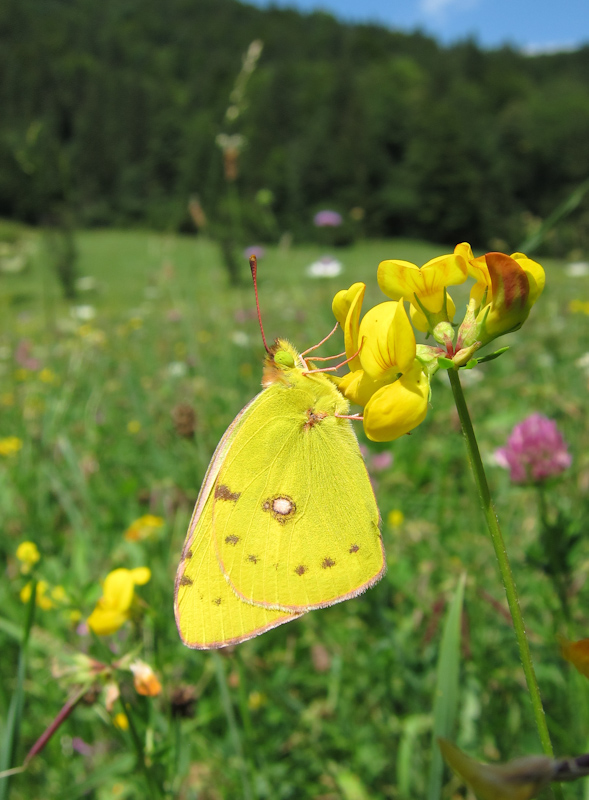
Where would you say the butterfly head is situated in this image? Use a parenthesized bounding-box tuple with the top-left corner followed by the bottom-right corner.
(263, 339, 306, 386)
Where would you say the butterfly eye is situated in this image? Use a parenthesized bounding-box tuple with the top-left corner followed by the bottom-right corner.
(274, 351, 295, 368)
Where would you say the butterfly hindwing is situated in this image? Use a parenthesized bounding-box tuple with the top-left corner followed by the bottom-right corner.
(212, 380, 384, 612)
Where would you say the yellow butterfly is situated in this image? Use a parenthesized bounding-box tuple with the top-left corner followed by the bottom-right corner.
(174, 261, 385, 649)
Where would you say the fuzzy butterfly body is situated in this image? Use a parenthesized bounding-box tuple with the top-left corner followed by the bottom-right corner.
(174, 338, 385, 649)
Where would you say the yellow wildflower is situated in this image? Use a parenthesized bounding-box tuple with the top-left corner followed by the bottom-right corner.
(39, 368, 57, 384)
(456, 244, 545, 349)
(16, 541, 40, 573)
(569, 300, 589, 315)
(248, 691, 266, 710)
(130, 660, 162, 697)
(1, 392, 15, 407)
(124, 514, 164, 542)
(0, 436, 23, 456)
(87, 567, 151, 635)
(20, 580, 54, 610)
(113, 712, 129, 731)
(51, 585, 67, 603)
(332, 285, 429, 442)
(387, 509, 404, 528)
(127, 420, 141, 434)
(377, 252, 468, 333)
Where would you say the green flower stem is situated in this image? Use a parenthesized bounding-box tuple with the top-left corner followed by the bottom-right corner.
(447, 371, 557, 760)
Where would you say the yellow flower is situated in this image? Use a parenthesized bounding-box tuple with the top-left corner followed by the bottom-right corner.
(1, 392, 15, 407)
(387, 509, 404, 528)
(39, 368, 57, 384)
(362, 362, 429, 442)
(456, 245, 545, 349)
(569, 299, 589, 315)
(439, 738, 556, 800)
(0, 436, 23, 456)
(20, 580, 54, 610)
(130, 660, 162, 697)
(332, 285, 429, 442)
(87, 567, 151, 636)
(127, 420, 141, 434)
(124, 514, 165, 542)
(377, 252, 468, 333)
(113, 712, 129, 731)
(248, 691, 266, 710)
(51, 585, 67, 603)
(16, 541, 40, 572)
(332, 282, 365, 372)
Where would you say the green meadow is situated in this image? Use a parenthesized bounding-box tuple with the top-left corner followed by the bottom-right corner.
(1, 226, 589, 799)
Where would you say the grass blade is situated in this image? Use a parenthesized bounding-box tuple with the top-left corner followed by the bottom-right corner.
(427, 572, 466, 800)
(0, 581, 37, 800)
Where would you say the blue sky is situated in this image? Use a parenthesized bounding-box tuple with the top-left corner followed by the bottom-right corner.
(245, 0, 589, 52)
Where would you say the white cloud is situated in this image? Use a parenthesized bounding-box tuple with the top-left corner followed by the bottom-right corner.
(521, 41, 580, 56)
(420, 0, 478, 17)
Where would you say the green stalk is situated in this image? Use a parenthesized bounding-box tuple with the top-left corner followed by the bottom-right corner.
(447, 371, 560, 775)
(120, 700, 161, 800)
(212, 652, 253, 800)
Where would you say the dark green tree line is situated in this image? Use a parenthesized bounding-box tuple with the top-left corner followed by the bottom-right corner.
(1, 0, 588, 250)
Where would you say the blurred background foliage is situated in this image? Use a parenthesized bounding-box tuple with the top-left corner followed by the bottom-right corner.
(0, 0, 589, 253)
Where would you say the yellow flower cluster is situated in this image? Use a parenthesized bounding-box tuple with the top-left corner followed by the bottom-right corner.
(0, 436, 23, 456)
(87, 567, 151, 635)
(333, 245, 545, 442)
(20, 580, 67, 610)
(124, 514, 164, 542)
(16, 540, 40, 573)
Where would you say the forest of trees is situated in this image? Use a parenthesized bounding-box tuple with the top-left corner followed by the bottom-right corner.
(1, 0, 589, 251)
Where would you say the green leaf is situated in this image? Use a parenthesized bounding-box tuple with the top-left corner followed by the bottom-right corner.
(476, 347, 510, 365)
(427, 572, 466, 800)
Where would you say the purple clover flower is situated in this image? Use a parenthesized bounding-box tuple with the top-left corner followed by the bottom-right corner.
(243, 246, 266, 260)
(313, 210, 342, 227)
(370, 451, 393, 472)
(495, 413, 572, 484)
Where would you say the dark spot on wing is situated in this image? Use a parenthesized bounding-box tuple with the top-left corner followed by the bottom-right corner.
(349, 544, 360, 553)
(247, 554, 259, 564)
(322, 558, 336, 569)
(184, 549, 193, 560)
(225, 535, 240, 546)
(212, 597, 222, 606)
(215, 484, 241, 502)
(294, 564, 308, 576)
(179, 575, 193, 586)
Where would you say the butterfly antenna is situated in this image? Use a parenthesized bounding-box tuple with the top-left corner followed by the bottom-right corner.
(249, 255, 270, 354)
(300, 321, 340, 357)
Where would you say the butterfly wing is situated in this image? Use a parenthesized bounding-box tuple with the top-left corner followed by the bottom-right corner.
(212, 381, 384, 613)
(174, 395, 303, 649)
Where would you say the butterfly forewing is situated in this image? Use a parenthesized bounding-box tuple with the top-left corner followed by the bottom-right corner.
(212, 382, 384, 612)
(174, 394, 303, 648)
